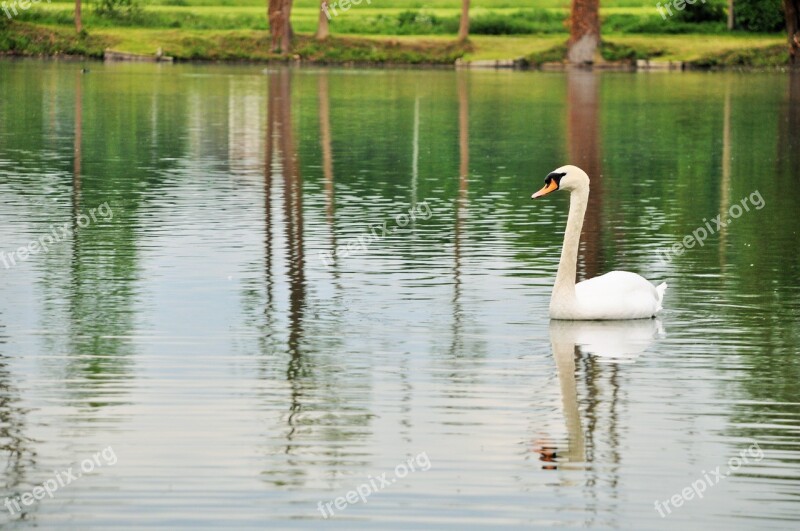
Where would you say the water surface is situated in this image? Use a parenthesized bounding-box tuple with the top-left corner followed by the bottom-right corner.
(1, 61, 799, 529)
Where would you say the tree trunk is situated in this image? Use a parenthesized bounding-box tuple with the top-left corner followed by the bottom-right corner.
(458, 0, 470, 43)
(568, 0, 600, 65)
(75, 0, 82, 33)
(316, 0, 330, 40)
(785, 0, 800, 67)
(727, 0, 734, 30)
(269, 0, 293, 54)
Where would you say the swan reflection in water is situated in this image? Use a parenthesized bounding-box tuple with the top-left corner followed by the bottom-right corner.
(534, 319, 664, 469)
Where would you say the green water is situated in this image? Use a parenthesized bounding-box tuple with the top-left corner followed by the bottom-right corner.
(0, 61, 799, 528)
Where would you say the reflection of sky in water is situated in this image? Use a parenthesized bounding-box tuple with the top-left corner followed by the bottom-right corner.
(0, 62, 798, 528)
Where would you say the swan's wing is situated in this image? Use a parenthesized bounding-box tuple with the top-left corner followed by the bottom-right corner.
(576, 271, 658, 298)
(575, 271, 662, 319)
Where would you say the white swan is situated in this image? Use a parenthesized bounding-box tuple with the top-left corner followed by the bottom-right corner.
(532, 165, 667, 320)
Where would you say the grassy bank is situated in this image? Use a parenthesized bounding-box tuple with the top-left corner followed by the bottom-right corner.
(4, 1, 739, 35)
(0, 22, 470, 63)
(0, 0, 790, 67)
(521, 34, 788, 67)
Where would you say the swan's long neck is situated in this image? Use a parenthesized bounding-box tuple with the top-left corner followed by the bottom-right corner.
(552, 186, 589, 303)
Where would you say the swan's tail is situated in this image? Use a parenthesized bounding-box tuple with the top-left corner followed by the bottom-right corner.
(655, 282, 668, 313)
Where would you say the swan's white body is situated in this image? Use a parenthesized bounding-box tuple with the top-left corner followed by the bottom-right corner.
(557, 270, 667, 320)
(533, 165, 667, 320)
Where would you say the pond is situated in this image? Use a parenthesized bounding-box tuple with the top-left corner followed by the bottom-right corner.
(0, 61, 799, 528)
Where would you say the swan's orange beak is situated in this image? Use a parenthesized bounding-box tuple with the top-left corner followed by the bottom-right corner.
(532, 179, 558, 199)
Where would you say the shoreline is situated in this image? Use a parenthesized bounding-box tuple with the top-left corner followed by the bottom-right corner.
(0, 22, 792, 71)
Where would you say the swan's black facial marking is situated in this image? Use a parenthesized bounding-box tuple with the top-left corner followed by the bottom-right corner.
(532, 170, 567, 199)
(544, 171, 566, 190)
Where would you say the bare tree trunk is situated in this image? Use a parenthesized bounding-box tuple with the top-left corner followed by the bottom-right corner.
(568, 0, 600, 65)
(75, 0, 82, 33)
(785, 0, 800, 67)
(728, 0, 734, 30)
(458, 0, 470, 43)
(316, 0, 330, 40)
(269, 0, 293, 54)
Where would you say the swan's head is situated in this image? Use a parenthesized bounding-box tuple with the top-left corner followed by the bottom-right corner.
(531, 165, 589, 199)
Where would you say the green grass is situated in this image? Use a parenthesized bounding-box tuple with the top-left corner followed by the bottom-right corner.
(0, 22, 469, 63)
(7, 1, 775, 38)
(0, 0, 789, 66)
(145, 0, 652, 8)
(606, 33, 785, 62)
(10, 1, 722, 33)
(688, 43, 788, 67)
(9, 4, 740, 38)
(0, 22, 112, 57)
